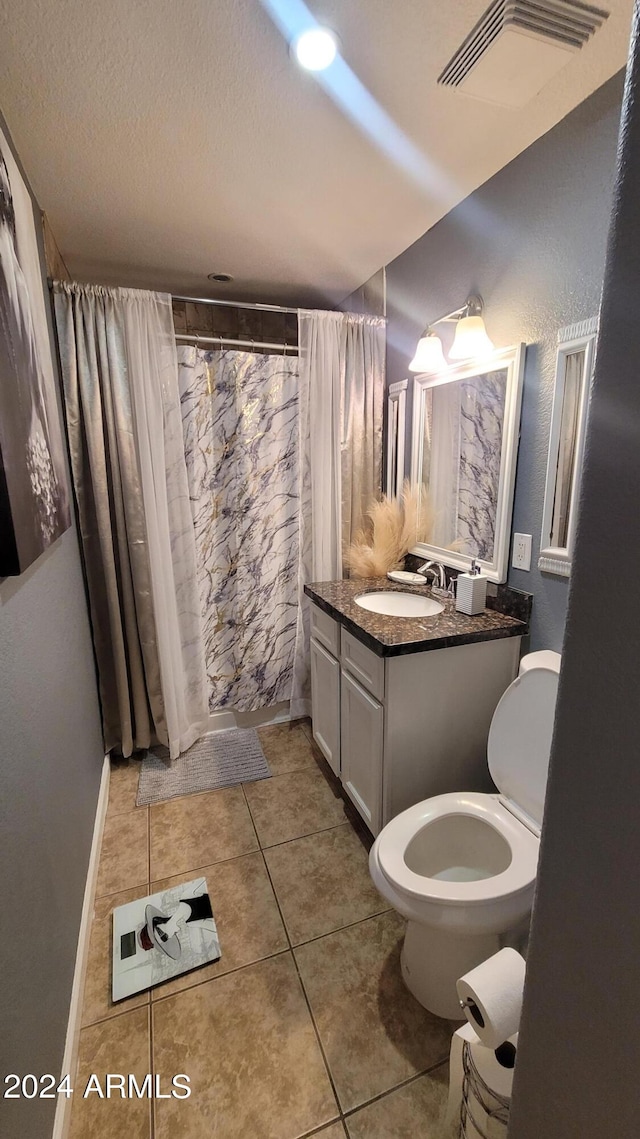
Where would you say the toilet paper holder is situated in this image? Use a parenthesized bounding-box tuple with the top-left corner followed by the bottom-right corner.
(459, 996, 485, 1029)
(461, 1040, 510, 1139)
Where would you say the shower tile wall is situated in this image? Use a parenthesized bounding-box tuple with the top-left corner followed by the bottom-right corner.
(178, 346, 303, 712)
(172, 299, 298, 352)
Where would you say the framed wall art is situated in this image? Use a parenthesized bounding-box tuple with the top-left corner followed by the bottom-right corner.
(0, 123, 70, 576)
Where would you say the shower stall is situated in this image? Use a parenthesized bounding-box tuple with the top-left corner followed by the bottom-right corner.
(174, 296, 308, 730)
(53, 282, 385, 757)
(173, 294, 386, 734)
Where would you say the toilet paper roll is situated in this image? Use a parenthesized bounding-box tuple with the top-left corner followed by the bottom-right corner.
(456, 947, 525, 1049)
(472, 1033, 518, 1100)
(446, 1024, 518, 1136)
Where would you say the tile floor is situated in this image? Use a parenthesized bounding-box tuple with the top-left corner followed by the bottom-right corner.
(69, 720, 454, 1139)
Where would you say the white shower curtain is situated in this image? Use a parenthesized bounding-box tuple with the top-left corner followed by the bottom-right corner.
(122, 296, 210, 755)
(298, 310, 386, 579)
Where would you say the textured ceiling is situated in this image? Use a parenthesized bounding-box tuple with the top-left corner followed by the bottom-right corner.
(0, 0, 633, 305)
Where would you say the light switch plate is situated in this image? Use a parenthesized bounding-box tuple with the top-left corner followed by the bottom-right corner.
(512, 533, 532, 571)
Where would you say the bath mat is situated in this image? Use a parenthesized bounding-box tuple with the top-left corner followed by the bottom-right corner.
(136, 728, 271, 806)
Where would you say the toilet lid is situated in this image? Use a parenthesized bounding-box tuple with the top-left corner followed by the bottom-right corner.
(487, 668, 560, 828)
(519, 650, 561, 675)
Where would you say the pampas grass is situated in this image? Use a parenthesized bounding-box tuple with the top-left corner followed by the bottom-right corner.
(345, 481, 435, 578)
(399, 480, 435, 555)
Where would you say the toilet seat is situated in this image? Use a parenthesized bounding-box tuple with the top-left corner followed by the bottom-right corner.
(376, 792, 539, 907)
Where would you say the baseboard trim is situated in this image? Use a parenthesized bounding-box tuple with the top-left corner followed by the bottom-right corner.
(52, 754, 110, 1139)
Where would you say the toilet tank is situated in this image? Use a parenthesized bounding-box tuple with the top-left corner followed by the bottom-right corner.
(518, 650, 561, 677)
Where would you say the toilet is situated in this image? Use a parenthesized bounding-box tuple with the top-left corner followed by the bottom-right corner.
(369, 651, 561, 1019)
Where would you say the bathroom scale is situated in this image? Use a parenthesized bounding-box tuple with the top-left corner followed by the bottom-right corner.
(112, 876, 221, 1001)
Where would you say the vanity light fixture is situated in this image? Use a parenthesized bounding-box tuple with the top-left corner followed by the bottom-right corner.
(449, 296, 495, 360)
(408, 329, 447, 373)
(409, 295, 494, 372)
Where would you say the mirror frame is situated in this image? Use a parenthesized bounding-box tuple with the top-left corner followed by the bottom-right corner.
(386, 379, 408, 499)
(538, 317, 598, 577)
(410, 344, 525, 583)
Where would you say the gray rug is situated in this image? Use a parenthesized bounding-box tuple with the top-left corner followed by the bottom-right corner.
(136, 727, 271, 806)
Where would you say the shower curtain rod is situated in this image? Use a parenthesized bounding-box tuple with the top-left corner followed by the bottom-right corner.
(173, 294, 298, 315)
(175, 333, 298, 354)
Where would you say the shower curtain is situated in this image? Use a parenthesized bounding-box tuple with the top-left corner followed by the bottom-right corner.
(177, 346, 310, 715)
(298, 310, 386, 579)
(53, 285, 384, 749)
(53, 283, 209, 758)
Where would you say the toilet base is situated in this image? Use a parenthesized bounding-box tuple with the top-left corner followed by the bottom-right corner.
(401, 921, 502, 1019)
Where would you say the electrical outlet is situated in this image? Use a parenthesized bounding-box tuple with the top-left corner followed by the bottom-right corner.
(512, 533, 532, 571)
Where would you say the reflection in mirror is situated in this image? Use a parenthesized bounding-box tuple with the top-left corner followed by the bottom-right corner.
(410, 346, 525, 583)
(539, 319, 597, 577)
(420, 369, 507, 561)
(386, 380, 407, 499)
(549, 349, 584, 549)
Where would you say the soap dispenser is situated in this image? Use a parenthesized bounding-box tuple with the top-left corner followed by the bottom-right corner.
(455, 559, 488, 616)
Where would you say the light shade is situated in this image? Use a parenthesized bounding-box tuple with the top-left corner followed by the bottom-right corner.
(409, 330, 447, 373)
(292, 27, 338, 71)
(449, 315, 494, 361)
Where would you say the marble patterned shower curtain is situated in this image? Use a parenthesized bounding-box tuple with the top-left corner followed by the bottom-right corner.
(177, 345, 309, 713)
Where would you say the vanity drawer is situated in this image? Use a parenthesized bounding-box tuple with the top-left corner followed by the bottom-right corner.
(310, 601, 340, 657)
(341, 629, 385, 701)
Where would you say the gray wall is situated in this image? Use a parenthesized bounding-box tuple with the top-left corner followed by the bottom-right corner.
(384, 74, 624, 651)
(509, 9, 640, 1134)
(0, 115, 105, 1139)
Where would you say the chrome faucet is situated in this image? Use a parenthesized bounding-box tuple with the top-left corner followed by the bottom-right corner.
(417, 560, 447, 590)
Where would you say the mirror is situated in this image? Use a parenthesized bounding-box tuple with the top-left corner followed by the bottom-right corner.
(410, 345, 525, 582)
(539, 318, 597, 577)
(386, 379, 407, 498)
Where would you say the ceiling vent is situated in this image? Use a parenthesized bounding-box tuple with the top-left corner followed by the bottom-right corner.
(438, 0, 609, 108)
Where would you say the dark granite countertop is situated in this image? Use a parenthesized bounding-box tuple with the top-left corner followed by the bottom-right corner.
(305, 578, 528, 658)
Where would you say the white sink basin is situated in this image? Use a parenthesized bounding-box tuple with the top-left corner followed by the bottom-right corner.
(354, 591, 445, 618)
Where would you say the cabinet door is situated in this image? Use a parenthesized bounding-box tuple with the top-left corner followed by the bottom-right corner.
(310, 636, 341, 776)
(340, 669, 383, 835)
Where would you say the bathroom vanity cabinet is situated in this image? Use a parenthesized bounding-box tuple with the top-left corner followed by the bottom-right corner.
(309, 604, 342, 776)
(308, 594, 524, 836)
